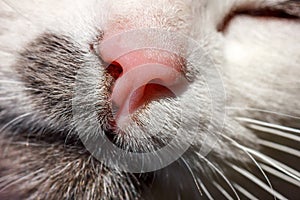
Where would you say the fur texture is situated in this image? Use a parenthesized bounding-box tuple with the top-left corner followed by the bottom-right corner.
(0, 0, 299, 199)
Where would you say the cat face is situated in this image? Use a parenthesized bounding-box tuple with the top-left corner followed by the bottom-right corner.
(0, 0, 299, 199)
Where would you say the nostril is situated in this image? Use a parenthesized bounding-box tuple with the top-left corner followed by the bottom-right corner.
(106, 61, 123, 80)
(129, 83, 175, 113)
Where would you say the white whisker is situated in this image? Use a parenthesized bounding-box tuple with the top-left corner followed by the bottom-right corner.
(180, 157, 202, 196)
(227, 107, 300, 121)
(213, 181, 234, 200)
(237, 117, 300, 135)
(197, 178, 213, 200)
(198, 154, 240, 200)
(9, 141, 47, 147)
(248, 124, 300, 142)
(245, 147, 300, 181)
(0, 113, 32, 133)
(216, 133, 274, 197)
(233, 183, 259, 200)
(260, 164, 300, 187)
(259, 139, 300, 158)
(231, 165, 288, 200)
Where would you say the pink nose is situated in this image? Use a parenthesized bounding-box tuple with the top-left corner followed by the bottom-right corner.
(99, 32, 184, 128)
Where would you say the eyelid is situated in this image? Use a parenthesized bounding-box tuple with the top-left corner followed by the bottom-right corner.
(218, 3, 300, 32)
(274, 1, 300, 17)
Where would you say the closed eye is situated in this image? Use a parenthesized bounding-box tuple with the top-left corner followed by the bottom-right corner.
(218, 2, 300, 32)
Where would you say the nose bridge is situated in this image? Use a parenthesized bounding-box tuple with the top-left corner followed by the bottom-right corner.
(103, 0, 192, 39)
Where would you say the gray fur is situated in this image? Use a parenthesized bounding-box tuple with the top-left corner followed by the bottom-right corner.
(0, 0, 299, 199)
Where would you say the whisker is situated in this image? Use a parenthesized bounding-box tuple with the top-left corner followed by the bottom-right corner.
(237, 117, 300, 134)
(0, 113, 32, 133)
(197, 178, 214, 200)
(245, 147, 300, 181)
(227, 107, 300, 121)
(260, 164, 300, 187)
(8, 141, 48, 147)
(180, 157, 203, 197)
(213, 181, 234, 200)
(233, 183, 259, 200)
(216, 133, 274, 197)
(231, 165, 288, 200)
(198, 154, 240, 200)
(247, 124, 300, 142)
(258, 139, 300, 158)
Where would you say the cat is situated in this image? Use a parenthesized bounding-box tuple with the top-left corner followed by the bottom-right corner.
(0, 0, 299, 199)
